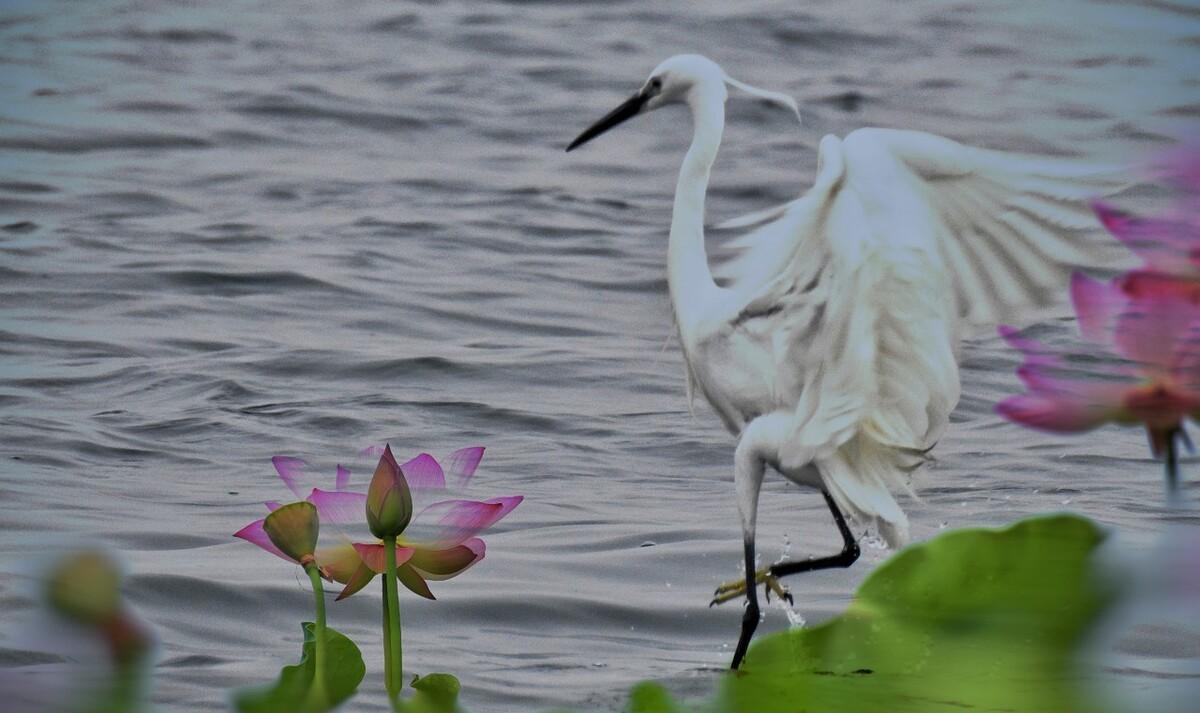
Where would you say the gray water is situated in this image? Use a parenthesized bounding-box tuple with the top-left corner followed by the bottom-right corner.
(2, 0, 1199, 710)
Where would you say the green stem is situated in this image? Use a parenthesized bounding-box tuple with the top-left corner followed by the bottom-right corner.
(383, 536, 404, 702)
(305, 563, 329, 712)
(93, 652, 145, 713)
(1166, 430, 1180, 508)
(381, 576, 392, 697)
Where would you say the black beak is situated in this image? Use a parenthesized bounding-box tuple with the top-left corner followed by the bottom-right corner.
(565, 90, 650, 152)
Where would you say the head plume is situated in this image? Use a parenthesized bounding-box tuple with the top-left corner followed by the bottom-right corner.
(722, 73, 802, 125)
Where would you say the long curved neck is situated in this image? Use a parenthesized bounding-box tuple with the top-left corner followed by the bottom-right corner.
(668, 84, 726, 335)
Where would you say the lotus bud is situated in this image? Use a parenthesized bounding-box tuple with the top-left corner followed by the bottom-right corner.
(46, 550, 152, 664)
(263, 501, 320, 565)
(366, 444, 413, 539)
(46, 550, 122, 626)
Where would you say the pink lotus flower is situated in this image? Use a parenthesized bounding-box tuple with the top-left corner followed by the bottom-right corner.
(1000, 144, 1200, 469)
(303, 445, 521, 601)
(997, 274, 1200, 456)
(1092, 142, 1200, 282)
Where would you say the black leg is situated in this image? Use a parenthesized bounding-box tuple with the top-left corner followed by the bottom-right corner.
(768, 490, 860, 579)
(729, 537, 759, 670)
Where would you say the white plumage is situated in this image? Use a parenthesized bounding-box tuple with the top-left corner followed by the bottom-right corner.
(704, 126, 1120, 544)
(566, 53, 1122, 667)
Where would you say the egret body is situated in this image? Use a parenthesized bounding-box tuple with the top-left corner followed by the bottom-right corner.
(566, 54, 1118, 669)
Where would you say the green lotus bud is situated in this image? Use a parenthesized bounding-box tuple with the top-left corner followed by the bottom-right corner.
(46, 550, 122, 626)
(366, 444, 413, 539)
(263, 501, 319, 564)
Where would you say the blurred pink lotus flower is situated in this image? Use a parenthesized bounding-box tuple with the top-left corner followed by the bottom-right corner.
(1092, 142, 1200, 279)
(997, 275, 1200, 457)
(999, 144, 1200, 473)
(306, 444, 521, 600)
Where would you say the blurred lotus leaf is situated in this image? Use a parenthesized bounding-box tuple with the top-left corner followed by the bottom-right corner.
(721, 514, 1109, 713)
(597, 514, 1111, 713)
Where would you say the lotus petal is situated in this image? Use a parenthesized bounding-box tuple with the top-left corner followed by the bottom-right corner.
(309, 488, 368, 526)
(410, 538, 485, 581)
(1154, 142, 1200, 192)
(1093, 202, 1200, 274)
(359, 445, 385, 459)
(316, 542, 363, 583)
(397, 564, 436, 600)
(445, 446, 485, 487)
(406, 496, 522, 548)
(271, 456, 309, 499)
(335, 465, 351, 491)
(998, 326, 1061, 373)
(351, 542, 416, 573)
(1113, 292, 1200, 375)
(1069, 273, 1126, 344)
(996, 390, 1123, 433)
(401, 453, 445, 490)
(234, 518, 292, 563)
(335, 561, 377, 601)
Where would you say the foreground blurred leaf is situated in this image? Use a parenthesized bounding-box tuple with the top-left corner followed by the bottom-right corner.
(721, 514, 1109, 713)
(235, 623, 365, 713)
(625, 682, 684, 713)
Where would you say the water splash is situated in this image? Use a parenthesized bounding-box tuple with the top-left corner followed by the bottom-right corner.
(861, 533, 889, 551)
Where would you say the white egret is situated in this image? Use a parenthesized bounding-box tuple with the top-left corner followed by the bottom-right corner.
(566, 54, 1121, 669)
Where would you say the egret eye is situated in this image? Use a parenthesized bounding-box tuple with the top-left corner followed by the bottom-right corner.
(649, 77, 662, 91)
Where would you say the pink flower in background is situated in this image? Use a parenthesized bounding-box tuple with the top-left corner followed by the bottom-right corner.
(997, 274, 1200, 456)
(999, 143, 1200, 466)
(1092, 142, 1200, 282)
(306, 445, 522, 600)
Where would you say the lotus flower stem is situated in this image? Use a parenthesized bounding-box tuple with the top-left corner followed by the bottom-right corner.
(305, 563, 329, 711)
(383, 535, 404, 701)
(381, 576, 392, 696)
(103, 630, 149, 713)
(1165, 430, 1180, 507)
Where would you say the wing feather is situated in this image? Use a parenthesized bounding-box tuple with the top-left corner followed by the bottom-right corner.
(716, 128, 1126, 543)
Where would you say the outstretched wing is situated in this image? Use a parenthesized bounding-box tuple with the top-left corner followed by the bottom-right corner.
(720, 128, 1127, 324)
(716, 129, 1126, 544)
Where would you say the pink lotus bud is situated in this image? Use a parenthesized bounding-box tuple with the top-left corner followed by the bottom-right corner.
(366, 444, 413, 539)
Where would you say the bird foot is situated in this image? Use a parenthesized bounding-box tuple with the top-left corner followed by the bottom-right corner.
(709, 567, 793, 607)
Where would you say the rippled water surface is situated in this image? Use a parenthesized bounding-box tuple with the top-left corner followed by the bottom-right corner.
(2, 0, 1199, 710)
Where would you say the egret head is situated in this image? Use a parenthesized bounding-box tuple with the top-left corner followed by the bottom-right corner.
(565, 54, 800, 152)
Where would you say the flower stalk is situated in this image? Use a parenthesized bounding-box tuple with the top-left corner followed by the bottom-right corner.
(381, 577, 393, 696)
(383, 536, 404, 702)
(1166, 429, 1181, 506)
(304, 560, 329, 712)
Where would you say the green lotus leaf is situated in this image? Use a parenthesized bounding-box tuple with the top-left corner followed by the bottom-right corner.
(721, 514, 1111, 713)
(235, 623, 365, 713)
